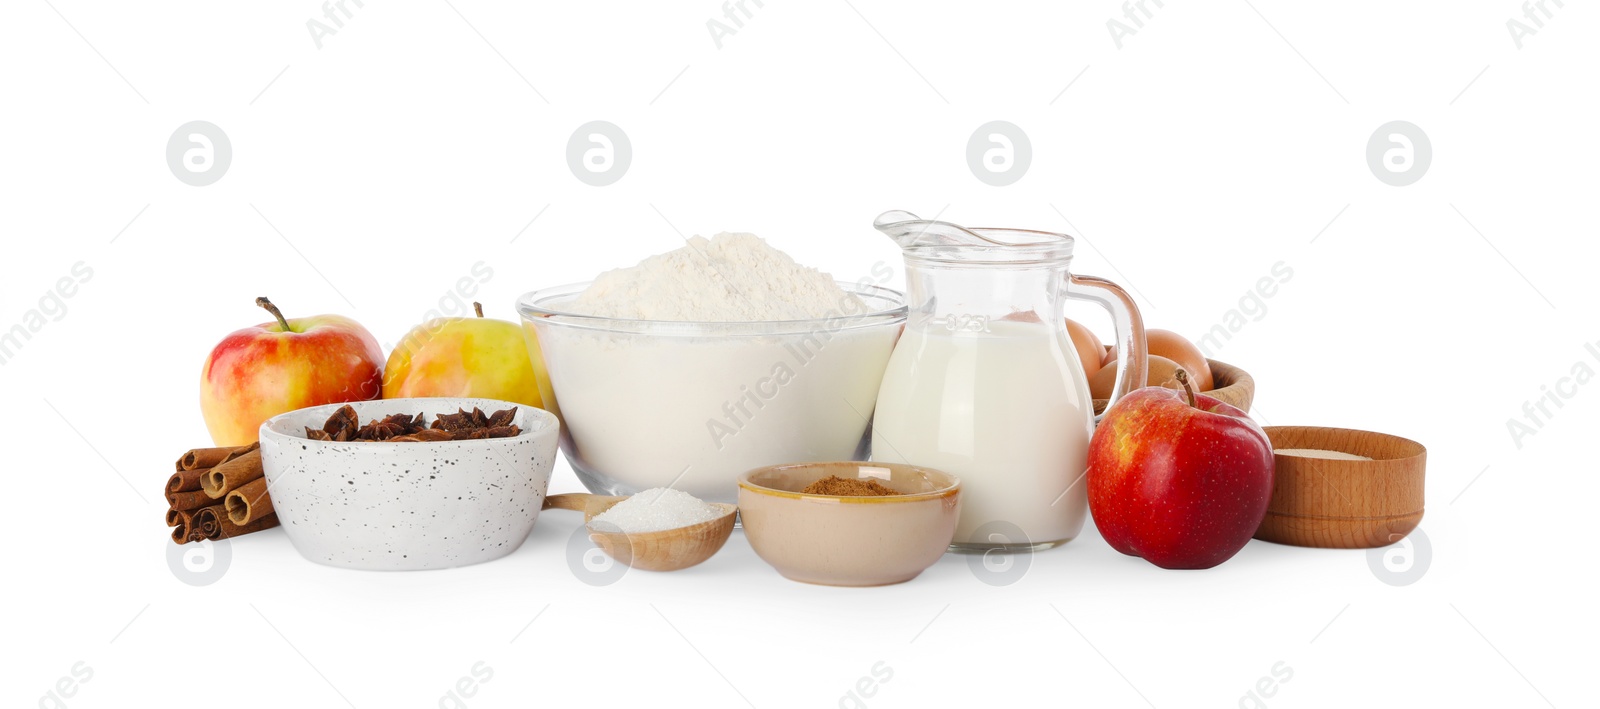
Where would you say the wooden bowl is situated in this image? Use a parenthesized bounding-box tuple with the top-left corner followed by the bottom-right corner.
(1203, 359, 1254, 412)
(1255, 426, 1426, 549)
(1093, 358, 1254, 414)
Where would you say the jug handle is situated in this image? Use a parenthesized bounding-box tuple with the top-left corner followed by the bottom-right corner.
(1063, 274, 1147, 413)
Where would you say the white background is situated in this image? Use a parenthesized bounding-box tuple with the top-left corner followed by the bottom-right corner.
(3, 1, 1595, 707)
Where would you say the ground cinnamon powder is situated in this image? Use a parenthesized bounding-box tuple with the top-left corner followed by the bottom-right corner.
(802, 475, 899, 496)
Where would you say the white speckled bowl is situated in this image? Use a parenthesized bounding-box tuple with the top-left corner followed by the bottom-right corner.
(259, 397, 558, 571)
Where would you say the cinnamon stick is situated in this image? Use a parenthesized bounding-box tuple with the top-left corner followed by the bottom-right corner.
(189, 506, 279, 541)
(190, 503, 226, 540)
(168, 507, 203, 542)
(168, 467, 210, 494)
(225, 477, 274, 526)
(218, 441, 260, 465)
(176, 444, 250, 472)
(168, 488, 219, 511)
(202, 448, 263, 499)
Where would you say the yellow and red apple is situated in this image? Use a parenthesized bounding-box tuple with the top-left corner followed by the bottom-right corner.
(381, 303, 543, 409)
(200, 297, 384, 446)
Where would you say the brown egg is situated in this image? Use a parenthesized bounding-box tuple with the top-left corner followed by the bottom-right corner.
(1147, 329, 1213, 391)
(1064, 317, 1105, 380)
(1089, 355, 1192, 400)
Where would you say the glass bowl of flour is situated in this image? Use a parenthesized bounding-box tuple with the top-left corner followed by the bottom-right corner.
(516, 233, 906, 504)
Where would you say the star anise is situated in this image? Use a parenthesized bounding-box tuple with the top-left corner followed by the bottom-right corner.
(487, 407, 518, 428)
(353, 412, 427, 441)
(470, 425, 522, 440)
(323, 405, 359, 441)
(356, 421, 405, 441)
(307, 405, 522, 443)
(390, 429, 455, 443)
(431, 408, 476, 433)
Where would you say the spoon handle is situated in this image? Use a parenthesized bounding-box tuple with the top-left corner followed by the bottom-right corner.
(543, 492, 627, 519)
(542, 493, 589, 512)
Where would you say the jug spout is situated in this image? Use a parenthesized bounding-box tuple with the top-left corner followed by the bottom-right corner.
(874, 209, 996, 250)
(873, 210, 922, 235)
(874, 209, 1074, 262)
(873, 210, 934, 248)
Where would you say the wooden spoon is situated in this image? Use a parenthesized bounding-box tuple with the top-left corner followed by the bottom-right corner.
(542, 492, 737, 572)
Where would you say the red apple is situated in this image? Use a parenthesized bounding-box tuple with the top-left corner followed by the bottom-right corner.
(200, 297, 384, 445)
(1087, 371, 1273, 569)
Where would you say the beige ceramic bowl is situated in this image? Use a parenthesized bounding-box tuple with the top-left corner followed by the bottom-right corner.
(737, 462, 961, 587)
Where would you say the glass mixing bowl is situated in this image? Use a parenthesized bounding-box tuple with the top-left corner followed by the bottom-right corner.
(516, 282, 907, 504)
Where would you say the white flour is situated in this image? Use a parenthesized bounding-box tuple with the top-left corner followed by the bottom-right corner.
(536, 232, 898, 503)
(568, 232, 861, 321)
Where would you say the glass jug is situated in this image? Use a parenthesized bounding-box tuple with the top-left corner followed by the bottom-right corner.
(870, 210, 1148, 553)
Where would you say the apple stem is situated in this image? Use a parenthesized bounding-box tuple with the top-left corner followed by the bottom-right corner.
(256, 297, 291, 332)
(1174, 368, 1197, 408)
(473, 302, 484, 318)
